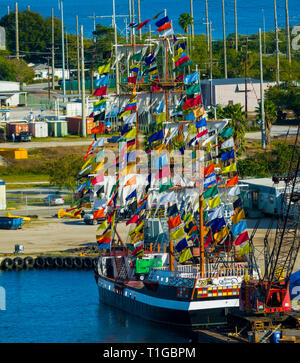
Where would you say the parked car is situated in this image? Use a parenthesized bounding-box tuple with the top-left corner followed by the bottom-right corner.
(83, 208, 106, 225)
(44, 195, 64, 206)
(15, 132, 31, 142)
(107, 135, 120, 143)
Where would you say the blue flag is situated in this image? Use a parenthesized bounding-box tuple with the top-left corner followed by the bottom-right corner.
(126, 190, 137, 202)
(95, 75, 109, 87)
(231, 220, 247, 236)
(195, 118, 207, 128)
(221, 149, 235, 162)
(184, 72, 199, 85)
(209, 217, 226, 234)
(155, 16, 169, 28)
(175, 238, 188, 253)
(148, 129, 164, 143)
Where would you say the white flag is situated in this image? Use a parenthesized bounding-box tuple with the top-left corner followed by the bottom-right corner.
(208, 206, 223, 221)
(123, 113, 136, 125)
(226, 186, 240, 197)
(220, 138, 234, 149)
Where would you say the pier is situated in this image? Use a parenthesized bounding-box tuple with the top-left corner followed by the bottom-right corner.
(0, 254, 98, 271)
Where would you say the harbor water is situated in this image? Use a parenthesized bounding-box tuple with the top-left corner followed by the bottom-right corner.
(0, 269, 192, 343)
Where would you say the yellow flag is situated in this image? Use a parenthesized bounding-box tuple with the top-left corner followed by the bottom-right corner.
(154, 143, 166, 153)
(231, 208, 245, 225)
(93, 160, 104, 173)
(178, 248, 192, 264)
(203, 225, 210, 237)
(81, 157, 92, 171)
(97, 220, 108, 231)
(238, 242, 252, 256)
(98, 63, 110, 75)
(124, 128, 136, 139)
(157, 112, 166, 124)
(208, 195, 221, 209)
(214, 226, 229, 243)
(221, 162, 237, 174)
(192, 106, 205, 119)
(129, 221, 145, 236)
(170, 227, 185, 241)
(119, 110, 131, 119)
(172, 47, 184, 62)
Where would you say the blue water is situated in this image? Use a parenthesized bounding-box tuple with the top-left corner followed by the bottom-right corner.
(1, 0, 299, 40)
(0, 269, 191, 343)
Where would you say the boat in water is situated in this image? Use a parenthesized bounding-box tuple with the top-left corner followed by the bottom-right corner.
(69, 10, 258, 327)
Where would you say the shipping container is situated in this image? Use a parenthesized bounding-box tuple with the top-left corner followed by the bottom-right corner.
(47, 120, 68, 137)
(6, 122, 29, 139)
(0, 179, 6, 210)
(28, 122, 48, 138)
(67, 117, 95, 135)
(0, 148, 28, 160)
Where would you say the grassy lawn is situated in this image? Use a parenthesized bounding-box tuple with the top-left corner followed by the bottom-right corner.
(2, 174, 49, 184)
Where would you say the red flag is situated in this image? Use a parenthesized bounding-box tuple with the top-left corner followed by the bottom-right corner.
(155, 166, 170, 180)
(136, 19, 150, 30)
(91, 173, 104, 185)
(167, 214, 182, 230)
(225, 174, 239, 187)
(157, 22, 172, 32)
(93, 86, 107, 96)
(126, 214, 139, 225)
(204, 232, 213, 247)
(83, 140, 95, 160)
(234, 231, 249, 246)
(183, 95, 203, 110)
(128, 76, 137, 84)
(175, 55, 190, 67)
(204, 164, 215, 177)
(93, 209, 105, 219)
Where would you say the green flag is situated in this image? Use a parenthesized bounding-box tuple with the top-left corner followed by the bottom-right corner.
(159, 179, 173, 193)
(203, 185, 219, 200)
(220, 127, 233, 138)
(186, 84, 201, 96)
(130, 51, 143, 62)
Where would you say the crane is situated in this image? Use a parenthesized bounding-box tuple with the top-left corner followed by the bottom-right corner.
(240, 123, 300, 314)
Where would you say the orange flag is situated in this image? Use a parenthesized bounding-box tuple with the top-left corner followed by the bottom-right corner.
(225, 174, 239, 187)
(125, 175, 136, 187)
(167, 214, 182, 230)
(204, 164, 215, 177)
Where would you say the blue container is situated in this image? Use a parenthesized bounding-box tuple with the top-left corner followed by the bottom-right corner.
(0, 217, 23, 230)
(273, 331, 282, 343)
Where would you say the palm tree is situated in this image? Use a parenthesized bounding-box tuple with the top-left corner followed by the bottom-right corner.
(256, 100, 277, 145)
(178, 13, 193, 34)
(209, 103, 248, 155)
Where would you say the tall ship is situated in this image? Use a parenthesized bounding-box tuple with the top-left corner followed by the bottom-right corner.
(71, 10, 259, 327)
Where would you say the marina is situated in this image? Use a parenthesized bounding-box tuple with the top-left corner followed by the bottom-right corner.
(0, 0, 299, 347)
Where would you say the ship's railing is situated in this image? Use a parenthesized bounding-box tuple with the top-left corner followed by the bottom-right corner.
(152, 263, 249, 279)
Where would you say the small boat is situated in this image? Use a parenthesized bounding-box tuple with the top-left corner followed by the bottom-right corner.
(0, 217, 23, 230)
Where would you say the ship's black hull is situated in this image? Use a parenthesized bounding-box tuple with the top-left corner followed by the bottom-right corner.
(97, 277, 239, 327)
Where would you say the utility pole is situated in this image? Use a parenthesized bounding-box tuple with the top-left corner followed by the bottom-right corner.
(234, 0, 238, 51)
(190, 0, 194, 39)
(47, 57, 50, 100)
(222, 0, 227, 79)
(113, 0, 120, 95)
(285, 0, 291, 64)
(205, 0, 209, 52)
(244, 35, 249, 119)
(81, 25, 87, 137)
(209, 21, 213, 106)
(76, 16, 81, 96)
(137, 0, 142, 40)
(15, 2, 19, 60)
(274, 0, 280, 86)
(60, 0, 66, 102)
(259, 28, 266, 149)
(51, 8, 55, 90)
